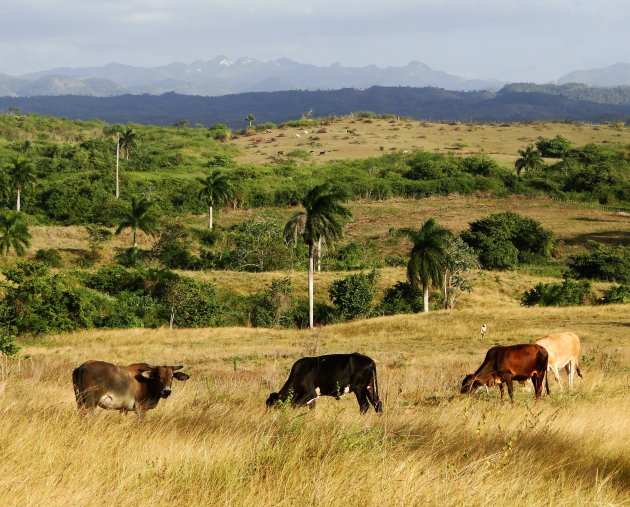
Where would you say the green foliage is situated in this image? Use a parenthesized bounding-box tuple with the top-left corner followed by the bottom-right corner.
(207, 123, 231, 141)
(330, 241, 384, 270)
(461, 212, 555, 269)
(566, 244, 630, 283)
(402, 218, 452, 290)
(598, 285, 630, 304)
(328, 270, 379, 320)
(249, 277, 294, 328)
(34, 248, 62, 267)
(115, 195, 157, 247)
(0, 210, 31, 256)
(521, 279, 592, 307)
(151, 219, 200, 269)
(515, 145, 544, 177)
(376, 281, 423, 315)
(0, 331, 20, 357)
(535, 135, 573, 158)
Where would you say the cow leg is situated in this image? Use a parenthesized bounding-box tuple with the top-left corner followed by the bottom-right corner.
(533, 373, 544, 399)
(565, 361, 575, 391)
(498, 382, 504, 400)
(353, 387, 370, 414)
(551, 364, 563, 391)
(303, 390, 319, 409)
(504, 376, 514, 402)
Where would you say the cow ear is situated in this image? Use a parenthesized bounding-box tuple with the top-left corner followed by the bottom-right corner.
(173, 371, 190, 381)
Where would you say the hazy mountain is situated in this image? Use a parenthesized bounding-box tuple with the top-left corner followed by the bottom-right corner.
(558, 63, 630, 87)
(2, 57, 503, 97)
(2, 86, 629, 129)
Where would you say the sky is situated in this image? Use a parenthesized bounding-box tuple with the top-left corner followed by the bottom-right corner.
(0, 0, 628, 82)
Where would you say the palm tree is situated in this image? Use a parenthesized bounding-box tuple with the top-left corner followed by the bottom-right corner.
(0, 171, 10, 204)
(515, 145, 544, 177)
(401, 218, 451, 313)
(7, 156, 35, 211)
(284, 212, 324, 272)
(115, 196, 156, 248)
(245, 113, 255, 129)
(119, 127, 137, 160)
(0, 211, 31, 256)
(287, 183, 351, 328)
(197, 170, 234, 229)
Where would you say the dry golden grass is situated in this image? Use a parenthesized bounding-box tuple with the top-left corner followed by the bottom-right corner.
(26, 195, 630, 269)
(1, 280, 629, 506)
(229, 117, 630, 166)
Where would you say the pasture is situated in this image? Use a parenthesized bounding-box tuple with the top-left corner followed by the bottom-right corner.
(229, 117, 630, 166)
(1, 281, 629, 505)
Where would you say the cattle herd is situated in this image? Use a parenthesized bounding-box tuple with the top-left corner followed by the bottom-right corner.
(71, 332, 582, 417)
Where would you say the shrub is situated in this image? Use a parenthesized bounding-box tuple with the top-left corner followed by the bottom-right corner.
(331, 241, 384, 270)
(328, 270, 379, 320)
(598, 285, 630, 304)
(535, 135, 572, 158)
(461, 212, 554, 269)
(375, 281, 423, 315)
(34, 248, 62, 267)
(567, 244, 630, 283)
(521, 279, 592, 307)
(151, 219, 200, 270)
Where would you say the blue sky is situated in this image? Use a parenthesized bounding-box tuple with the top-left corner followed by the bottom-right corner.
(0, 0, 627, 81)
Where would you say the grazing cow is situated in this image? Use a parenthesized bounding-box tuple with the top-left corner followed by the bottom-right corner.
(72, 360, 189, 418)
(266, 353, 382, 414)
(535, 332, 583, 391)
(461, 344, 549, 400)
(319, 150, 327, 156)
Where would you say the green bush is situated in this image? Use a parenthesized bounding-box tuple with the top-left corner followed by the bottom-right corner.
(34, 248, 62, 267)
(535, 135, 572, 158)
(375, 281, 423, 315)
(461, 212, 555, 269)
(521, 279, 592, 307)
(567, 244, 630, 283)
(598, 285, 630, 304)
(328, 270, 379, 320)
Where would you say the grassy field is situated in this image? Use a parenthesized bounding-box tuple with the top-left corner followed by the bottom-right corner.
(1, 294, 629, 506)
(229, 117, 630, 166)
(2, 119, 629, 505)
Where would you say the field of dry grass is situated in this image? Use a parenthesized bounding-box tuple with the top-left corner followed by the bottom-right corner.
(229, 117, 630, 166)
(1, 294, 629, 506)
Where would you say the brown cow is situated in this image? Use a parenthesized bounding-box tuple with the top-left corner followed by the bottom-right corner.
(461, 344, 549, 401)
(72, 360, 189, 418)
(535, 332, 583, 391)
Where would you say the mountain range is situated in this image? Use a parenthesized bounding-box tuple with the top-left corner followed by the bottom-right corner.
(2, 86, 629, 129)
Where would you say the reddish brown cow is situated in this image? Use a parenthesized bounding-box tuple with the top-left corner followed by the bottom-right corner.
(72, 360, 189, 418)
(461, 344, 549, 401)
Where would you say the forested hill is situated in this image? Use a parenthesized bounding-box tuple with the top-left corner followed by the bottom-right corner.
(2, 86, 630, 128)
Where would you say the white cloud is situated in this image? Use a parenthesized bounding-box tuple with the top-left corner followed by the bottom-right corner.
(0, 0, 628, 80)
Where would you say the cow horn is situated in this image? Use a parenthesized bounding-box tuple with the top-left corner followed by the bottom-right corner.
(172, 365, 184, 371)
(139, 364, 155, 371)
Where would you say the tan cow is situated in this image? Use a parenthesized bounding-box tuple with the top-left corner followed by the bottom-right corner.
(72, 361, 189, 418)
(535, 332, 583, 391)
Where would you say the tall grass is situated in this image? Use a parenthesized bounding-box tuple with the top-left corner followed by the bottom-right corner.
(1, 301, 629, 505)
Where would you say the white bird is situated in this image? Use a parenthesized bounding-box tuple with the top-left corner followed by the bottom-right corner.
(481, 323, 487, 339)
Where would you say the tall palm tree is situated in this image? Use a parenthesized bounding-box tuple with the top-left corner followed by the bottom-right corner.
(115, 196, 156, 248)
(401, 218, 451, 313)
(284, 212, 324, 272)
(7, 156, 35, 211)
(0, 211, 31, 256)
(197, 170, 234, 229)
(246, 113, 255, 129)
(287, 183, 351, 329)
(119, 127, 137, 160)
(515, 145, 544, 178)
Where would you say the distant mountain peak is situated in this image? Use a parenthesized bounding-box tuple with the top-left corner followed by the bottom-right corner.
(558, 62, 630, 87)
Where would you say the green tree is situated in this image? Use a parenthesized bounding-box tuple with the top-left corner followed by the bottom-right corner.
(0, 171, 10, 204)
(246, 113, 256, 129)
(288, 183, 351, 328)
(515, 145, 544, 178)
(401, 218, 451, 312)
(0, 211, 31, 256)
(119, 127, 137, 160)
(115, 196, 156, 248)
(7, 156, 35, 211)
(197, 170, 234, 229)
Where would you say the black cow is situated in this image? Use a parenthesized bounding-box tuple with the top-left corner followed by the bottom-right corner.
(266, 353, 382, 413)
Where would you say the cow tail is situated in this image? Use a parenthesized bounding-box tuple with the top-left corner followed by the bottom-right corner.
(371, 362, 383, 413)
(576, 364, 583, 378)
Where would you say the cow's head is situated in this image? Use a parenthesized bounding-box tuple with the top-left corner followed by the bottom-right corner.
(138, 365, 190, 398)
(460, 374, 483, 394)
(266, 392, 281, 409)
